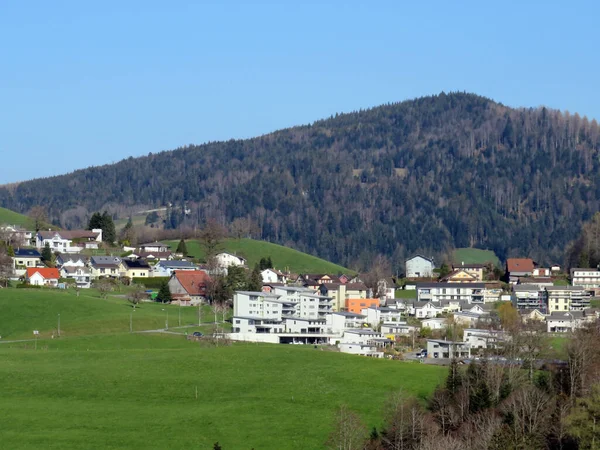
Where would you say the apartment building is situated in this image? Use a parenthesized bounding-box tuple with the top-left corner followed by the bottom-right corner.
(546, 286, 591, 313)
(571, 268, 600, 289)
(512, 285, 548, 312)
(416, 282, 486, 304)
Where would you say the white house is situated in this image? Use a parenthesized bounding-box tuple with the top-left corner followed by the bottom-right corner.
(405, 255, 434, 278)
(215, 252, 246, 268)
(409, 301, 444, 318)
(26, 268, 60, 287)
(421, 317, 448, 330)
(546, 311, 587, 333)
(570, 268, 600, 289)
(326, 312, 367, 334)
(463, 328, 506, 350)
(60, 266, 92, 289)
(36, 229, 102, 253)
(261, 268, 288, 284)
(56, 254, 87, 268)
(426, 339, 471, 359)
(361, 307, 403, 327)
(338, 329, 386, 358)
(453, 311, 489, 328)
(381, 322, 418, 336)
(416, 282, 486, 304)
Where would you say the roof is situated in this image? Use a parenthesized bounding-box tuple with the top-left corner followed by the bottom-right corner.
(216, 252, 247, 261)
(91, 256, 122, 266)
(345, 282, 368, 290)
(506, 258, 535, 273)
(134, 251, 172, 259)
(57, 254, 86, 262)
(139, 241, 169, 248)
(156, 260, 197, 269)
(61, 266, 91, 274)
(343, 329, 382, 336)
(406, 254, 434, 264)
(548, 311, 584, 320)
(453, 263, 486, 269)
(513, 284, 542, 292)
(172, 271, 211, 296)
(38, 230, 100, 240)
(122, 259, 151, 269)
(14, 248, 41, 258)
(546, 286, 586, 292)
(416, 282, 486, 288)
(427, 339, 467, 345)
(440, 269, 478, 282)
(332, 311, 365, 318)
(27, 267, 60, 279)
(236, 290, 281, 297)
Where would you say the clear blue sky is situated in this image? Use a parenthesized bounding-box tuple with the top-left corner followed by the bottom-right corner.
(1, 0, 598, 184)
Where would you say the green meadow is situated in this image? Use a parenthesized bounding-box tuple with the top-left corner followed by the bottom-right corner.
(0, 289, 446, 449)
(453, 248, 501, 267)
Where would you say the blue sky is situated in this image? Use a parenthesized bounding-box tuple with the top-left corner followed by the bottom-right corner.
(1, 0, 598, 183)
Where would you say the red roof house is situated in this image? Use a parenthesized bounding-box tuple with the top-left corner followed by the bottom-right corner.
(27, 268, 60, 286)
(167, 270, 211, 304)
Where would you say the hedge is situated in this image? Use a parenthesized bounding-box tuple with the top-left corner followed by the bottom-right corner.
(132, 277, 169, 289)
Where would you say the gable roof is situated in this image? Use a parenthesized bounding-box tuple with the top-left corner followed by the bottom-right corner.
(506, 258, 535, 273)
(27, 267, 60, 279)
(38, 230, 100, 240)
(156, 260, 197, 269)
(14, 248, 41, 258)
(172, 270, 211, 296)
(91, 256, 122, 267)
(440, 269, 478, 282)
(406, 254, 434, 264)
(216, 252, 247, 262)
(133, 250, 172, 260)
(122, 259, 151, 269)
(139, 241, 169, 248)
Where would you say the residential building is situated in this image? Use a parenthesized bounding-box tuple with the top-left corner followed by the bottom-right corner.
(89, 256, 122, 279)
(452, 263, 485, 281)
(519, 309, 546, 323)
(426, 339, 471, 359)
(215, 252, 246, 268)
(453, 311, 489, 328)
(381, 322, 418, 336)
(463, 328, 507, 350)
(120, 259, 151, 278)
(138, 241, 170, 253)
(361, 306, 403, 327)
(60, 266, 91, 288)
(405, 255, 434, 278)
(318, 282, 368, 312)
(12, 248, 41, 270)
(338, 329, 386, 358)
(261, 268, 288, 284)
(421, 317, 448, 330)
(346, 298, 379, 314)
(518, 277, 553, 289)
(377, 277, 396, 300)
(153, 260, 198, 277)
(533, 268, 551, 277)
(0, 225, 33, 247)
(546, 286, 591, 313)
(168, 270, 210, 304)
(571, 268, 600, 289)
(440, 269, 479, 283)
(326, 312, 367, 334)
(546, 311, 587, 333)
(416, 282, 485, 304)
(26, 267, 60, 286)
(506, 258, 535, 284)
(409, 301, 444, 318)
(56, 254, 87, 268)
(512, 285, 548, 312)
(36, 229, 102, 253)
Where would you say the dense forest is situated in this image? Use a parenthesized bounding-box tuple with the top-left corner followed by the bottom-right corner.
(1, 92, 599, 270)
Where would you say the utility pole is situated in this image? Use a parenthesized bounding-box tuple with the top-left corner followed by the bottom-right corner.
(198, 303, 202, 326)
(57, 313, 60, 337)
(130, 310, 133, 333)
(179, 303, 181, 327)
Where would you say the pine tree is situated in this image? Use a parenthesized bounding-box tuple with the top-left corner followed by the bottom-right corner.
(101, 211, 116, 245)
(157, 281, 172, 303)
(87, 212, 103, 230)
(119, 217, 135, 246)
(445, 358, 462, 395)
(176, 239, 187, 255)
(247, 265, 263, 291)
(41, 242, 53, 264)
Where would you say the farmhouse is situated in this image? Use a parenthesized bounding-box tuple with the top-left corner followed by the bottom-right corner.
(168, 270, 210, 304)
(215, 252, 246, 268)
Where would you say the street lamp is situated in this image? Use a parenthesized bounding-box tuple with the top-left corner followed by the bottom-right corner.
(57, 313, 60, 337)
(162, 308, 169, 330)
(130, 309, 135, 333)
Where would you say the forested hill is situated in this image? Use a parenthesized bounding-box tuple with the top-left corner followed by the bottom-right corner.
(2, 92, 599, 269)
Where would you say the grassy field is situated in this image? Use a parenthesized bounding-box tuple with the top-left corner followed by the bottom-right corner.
(166, 238, 353, 275)
(453, 248, 501, 267)
(0, 289, 446, 449)
(395, 289, 417, 299)
(0, 206, 34, 227)
(0, 288, 218, 340)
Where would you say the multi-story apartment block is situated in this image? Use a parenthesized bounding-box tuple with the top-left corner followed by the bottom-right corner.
(512, 285, 548, 312)
(546, 286, 591, 313)
(416, 282, 486, 304)
(571, 268, 600, 289)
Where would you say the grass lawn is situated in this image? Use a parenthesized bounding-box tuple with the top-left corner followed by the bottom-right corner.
(395, 289, 417, 299)
(166, 238, 353, 275)
(453, 248, 501, 267)
(0, 289, 447, 449)
(0, 288, 218, 340)
(0, 206, 34, 228)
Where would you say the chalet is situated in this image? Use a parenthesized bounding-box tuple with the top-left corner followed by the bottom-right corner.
(168, 270, 211, 304)
(405, 255, 434, 278)
(26, 267, 60, 287)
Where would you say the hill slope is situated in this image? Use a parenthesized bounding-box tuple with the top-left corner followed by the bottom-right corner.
(0, 206, 33, 228)
(2, 92, 599, 267)
(166, 238, 352, 274)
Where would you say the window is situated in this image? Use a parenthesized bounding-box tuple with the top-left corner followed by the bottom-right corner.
(235, 320, 240, 324)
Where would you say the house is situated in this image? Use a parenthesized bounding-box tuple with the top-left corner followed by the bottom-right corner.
(153, 260, 198, 277)
(361, 306, 403, 327)
(453, 311, 489, 328)
(26, 267, 60, 286)
(261, 268, 288, 284)
(89, 256, 122, 279)
(338, 329, 386, 358)
(426, 339, 471, 359)
(570, 268, 600, 289)
(551, 264, 561, 273)
(120, 259, 151, 278)
(215, 252, 246, 268)
(546, 311, 587, 333)
(318, 282, 368, 312)
(60, 266, 91, 288)
(36, 229, 102, 253)
(381, 322, 418, 336)
(463, 328, 507, 350)
(138, 241, 170, 253)
(56, 254, 87, 268)
(168, 270, 211, 304)
(506, 258, 535, 284)
(405, 255, 434, 278)
(512, 284, 548, 312)
(0, 225, 33, 247)
(299, 273, 335, 285)
(533, 268, 551, 277)
(421, 317, 448, 330)
(546, 286, 591, 313)
(440, 269, 479, 283)
(377, 277, 396, 300)
(416, 282, 486, 304)
(132, 250, 173, 261)
(326, 312, 367, 334)
(12, 248, 42, 270)
(346, 298, 380, 314)
(452, 262, 485, 281)
(519, 309, 546, 323)
(409, 301, 444, 318)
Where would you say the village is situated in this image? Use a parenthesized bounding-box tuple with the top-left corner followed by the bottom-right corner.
(2, 223, 597, 361)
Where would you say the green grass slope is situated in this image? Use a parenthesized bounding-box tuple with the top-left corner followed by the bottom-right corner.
(453, 248, 501, 267)
(0, 334, 445, 449)
(0, 289, 217, 340)
(0, 206, 33, 227)
(167, 238, 353, 274)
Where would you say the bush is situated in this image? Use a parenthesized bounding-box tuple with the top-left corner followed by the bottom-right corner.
(16, 283, 41, 289)
(132, 277, 169, 289)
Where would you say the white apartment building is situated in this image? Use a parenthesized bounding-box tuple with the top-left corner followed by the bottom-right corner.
(416, 283, 486, 304)
(361, 307, 403, 328)
(463, 328, 506, 350)
(337, 329, 386, 358)
(546, 286, 591, 313)
(381, 322, 418, 336)
(571, 268, 600, 289)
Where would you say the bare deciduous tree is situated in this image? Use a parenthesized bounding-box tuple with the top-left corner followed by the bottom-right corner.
(326, 404, 368, 450)
(0, 249, 13, 287)
(28, 206, 48, 232)
(199, 219, 227, 259)
(127, 285, 146, 309)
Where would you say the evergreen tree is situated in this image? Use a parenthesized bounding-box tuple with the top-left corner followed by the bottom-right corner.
(41, 242, 53, 264)
(226, 265, 248, 292)
(247, 265, 263, 291)
(445, 358, 462, 395)
(176, 239, 188, 255)
(87, 212, 103, 230)
(119, 217, 135, 246)
(157, 281, 172, 303)
(259, 257, 273, 271)
(101, 211, 116, 245)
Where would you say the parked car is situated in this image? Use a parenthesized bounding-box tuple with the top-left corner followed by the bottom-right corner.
(192, 331, 203, 337)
